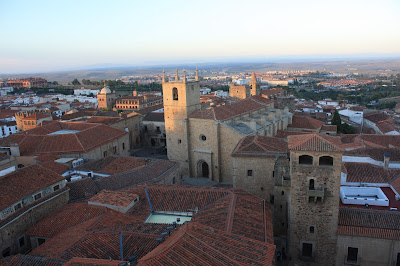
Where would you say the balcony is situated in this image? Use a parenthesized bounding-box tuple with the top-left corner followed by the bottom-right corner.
(307, 188, 325, 198)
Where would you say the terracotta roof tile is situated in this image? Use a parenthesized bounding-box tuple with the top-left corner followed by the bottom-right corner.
(189, 96, 272, 121)
(76, 156, 148, 175)
(232, 135, 288, 156)
(139, 223, 275, 266)
(288, 133, 344, 152)
(287, 115, 325, 130)
(0, 165, 65, 210)
(86, 116, 121, 125)
(142, 112, 164, 122)
(0, 121, 128, 156)
(0, 254, 63, 265)
(343, 162, 400, 183)
(26, 203, 107, 238)
(89, 190, 138, 208)
(66, 178, 100, 201)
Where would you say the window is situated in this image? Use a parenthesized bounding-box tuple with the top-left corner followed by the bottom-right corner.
(309, 179, 315, 190)
(310, 226, 315, 233)
(122, 143, 125, 150)
(319, 156, 333, 166)
(103, 151, 107, 157)
(144, 126, 148, 132)
(299, 155, 313, 165)
(309, 196, 315, 203)
(19, 236, 25, 248)
(269, 195, 274, 204)
(53, 185, 60, 191)
(247, 169, 253, 177)
(37, 238, 46, 246)
(178, 139, 182, 144)
(113, 146, 117, 154)
(156, 126, 161, 133)
(172, 87, 178, 100)
(281, 191, 284, 195)
(200, 135, 206, 141)
(396, 253, 400, 266)
(14, 203, 22, 211)
(347, 247, 358, 263)
(302, 243, 313, 257)
(2, 247, 10, 257)
(34, 193, 41, 200)
(272, 171, 275, 177)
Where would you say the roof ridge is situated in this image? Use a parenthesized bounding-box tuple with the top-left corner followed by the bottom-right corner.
(225, 194, 237, 233)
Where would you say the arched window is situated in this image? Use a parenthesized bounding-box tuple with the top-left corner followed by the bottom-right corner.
(319, 156, 333, 166)
(172, 87, 178, 100)
(299, 155, 313, 165)
(309, 179, 315, 190)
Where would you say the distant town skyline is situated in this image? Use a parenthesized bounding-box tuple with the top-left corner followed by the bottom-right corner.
(1, 0, 400, 74)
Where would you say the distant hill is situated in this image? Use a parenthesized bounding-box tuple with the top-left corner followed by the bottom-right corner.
(1, 58, 400, 83)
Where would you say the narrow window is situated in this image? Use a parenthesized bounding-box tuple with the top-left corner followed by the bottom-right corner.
(310, 226, 315, 233)
(103, 151, 107, 157)
(14, 203, 22, 211)
(19, 236, 25, 248)
(281, 191, 284, 195)
(347, 247, 358, 263)
(309, 179, 315, 190)
(34, 193, 41, 200)
(37, 238, 46, 246)
(178, 139, 182, 144)
(172, 87, 178, 100)
(396, 253, 400, 266)
(122, 143, 125, 150)
(270, 195, 274, 204)
(302, 243, 313, 257)
(247, 169, 253, 177)
(299, 155, 313, 165)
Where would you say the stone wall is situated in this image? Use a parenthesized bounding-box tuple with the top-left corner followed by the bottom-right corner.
(0, 188, 69, 258)
(288, 151, 342, 265)
(336, 235, 400, 266)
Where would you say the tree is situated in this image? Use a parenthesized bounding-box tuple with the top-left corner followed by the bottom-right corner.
(72, 79, 81, 85)
(53, 81, 59, 85)
(331, 110, 342, 132)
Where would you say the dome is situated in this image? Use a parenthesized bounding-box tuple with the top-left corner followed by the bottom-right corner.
(100, 86, 112, 94)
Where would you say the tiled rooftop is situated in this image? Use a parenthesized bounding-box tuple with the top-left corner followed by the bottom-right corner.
(343, 162, 400, 183)
(287, 115, 325, 130)
(0, 121, 128, 156)
(76, 156, 148, 175)
(339, 207, 400, 240)
(232, 135, 288, 156)
(288, 133, 344, 152)
(89, 190, 138, 208)
(189, 96, 272, 121)
(25, 185, 274, 264)
(0, 165, 65, 210)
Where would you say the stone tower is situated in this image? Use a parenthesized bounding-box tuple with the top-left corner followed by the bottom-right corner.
(97, 85, 115, 109)
(162, 70, 201, 174)
(287, 134, 343, 265)
(250, 72, 260, 96)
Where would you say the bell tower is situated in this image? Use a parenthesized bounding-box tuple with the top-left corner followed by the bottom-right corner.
(250, 72, 260, 96)
(162, 69, 201, 174)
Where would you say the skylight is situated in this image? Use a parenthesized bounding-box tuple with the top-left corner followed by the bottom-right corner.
(48, 130, 80, 135)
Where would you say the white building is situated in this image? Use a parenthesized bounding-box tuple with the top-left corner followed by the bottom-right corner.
(74, 87, 100, 96)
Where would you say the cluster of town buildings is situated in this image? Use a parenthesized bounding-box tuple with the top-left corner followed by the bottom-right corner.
(0, 70, 400, 265)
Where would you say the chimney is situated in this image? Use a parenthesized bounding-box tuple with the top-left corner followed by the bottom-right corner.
(384, 152, 391, 169)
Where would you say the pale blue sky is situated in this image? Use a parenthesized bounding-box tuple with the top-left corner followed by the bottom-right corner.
(1, 0, 400, 74)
